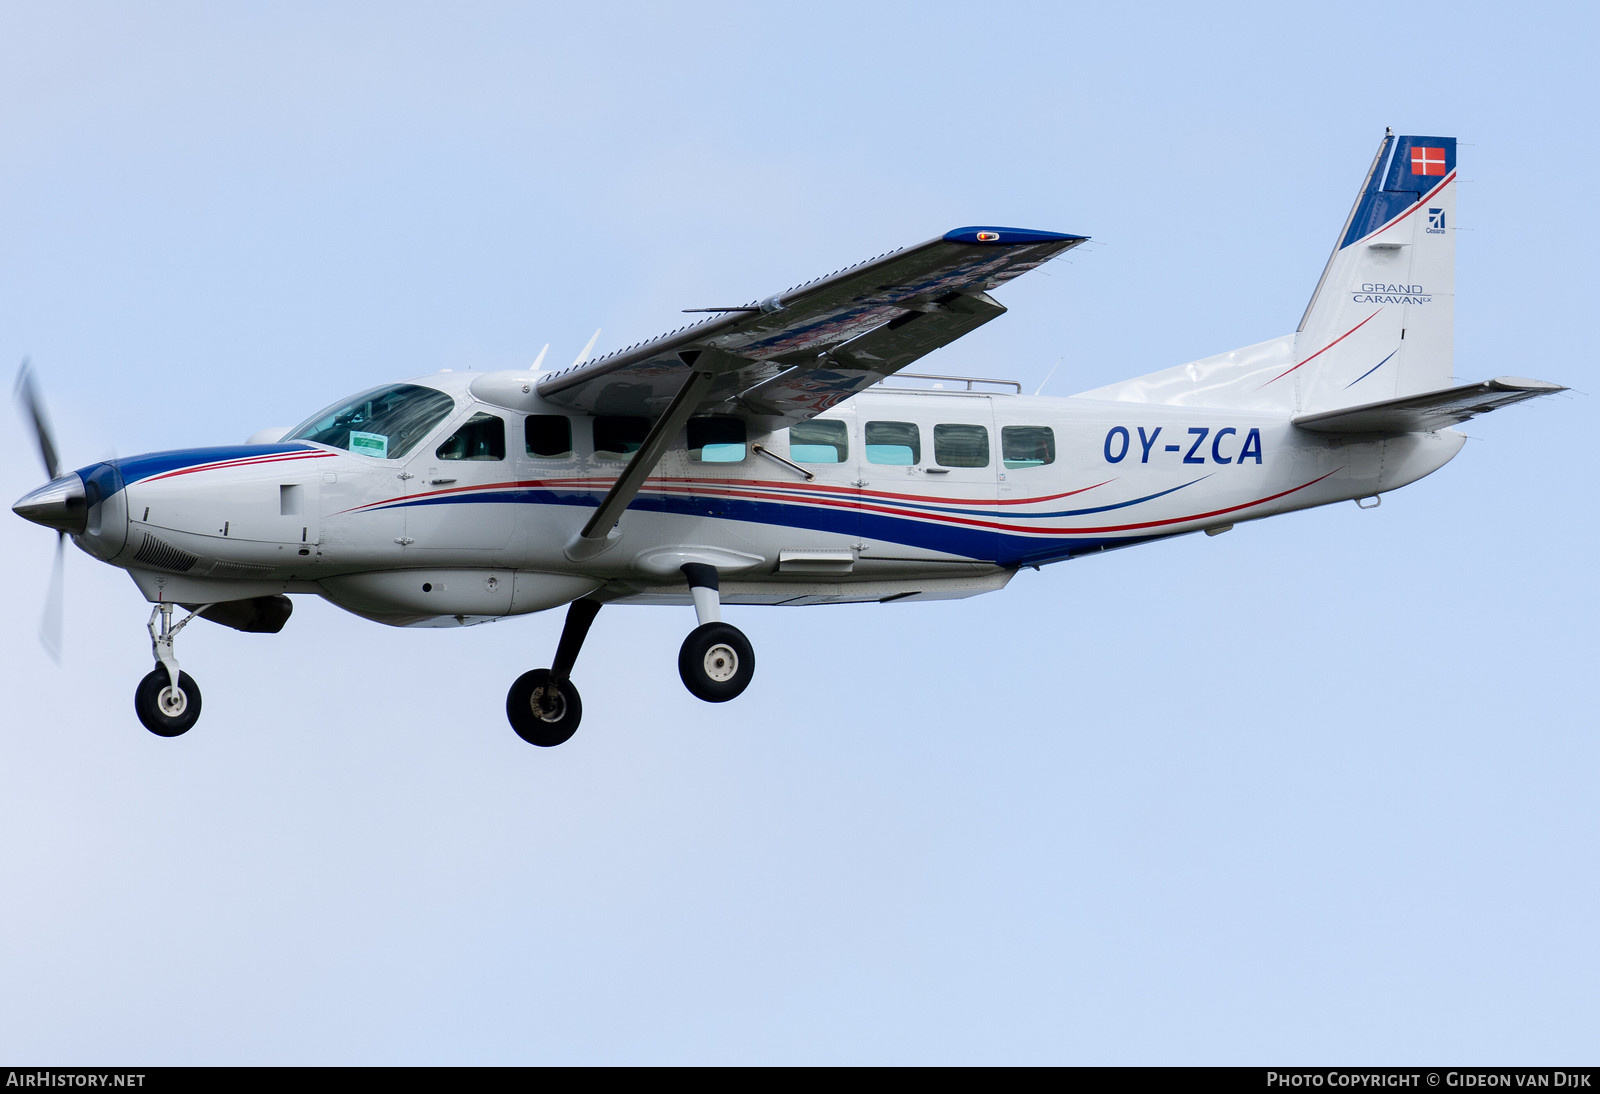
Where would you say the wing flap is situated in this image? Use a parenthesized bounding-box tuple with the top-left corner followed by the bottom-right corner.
(1292, 377, 1566, 434)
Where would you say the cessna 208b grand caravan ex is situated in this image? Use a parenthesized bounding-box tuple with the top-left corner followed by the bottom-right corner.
(13, 132, 1564, 746)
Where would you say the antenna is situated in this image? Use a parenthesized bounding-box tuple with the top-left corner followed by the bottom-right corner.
(571, 329, 601, 368)
(531, 344, 549, 371)
(1035, 356, 1064, 396)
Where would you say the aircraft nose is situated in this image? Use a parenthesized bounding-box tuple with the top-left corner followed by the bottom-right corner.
(13, 473, 88, 535)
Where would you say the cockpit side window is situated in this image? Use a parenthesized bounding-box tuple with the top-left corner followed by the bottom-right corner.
(437, 412, 506, 461)
(287, 383, 455, 460)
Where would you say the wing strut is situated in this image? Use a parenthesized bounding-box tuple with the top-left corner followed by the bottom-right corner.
(564, 359, 721, 561)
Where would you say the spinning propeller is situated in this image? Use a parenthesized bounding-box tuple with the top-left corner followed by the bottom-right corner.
(13, 360, 83, 662)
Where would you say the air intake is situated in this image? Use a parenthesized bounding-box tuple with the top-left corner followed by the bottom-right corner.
(132, 533, 199, 573)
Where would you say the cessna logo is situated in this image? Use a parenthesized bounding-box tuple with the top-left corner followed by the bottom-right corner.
(1427, 207, 1447, 234)
(1351, 282, 1432, 304)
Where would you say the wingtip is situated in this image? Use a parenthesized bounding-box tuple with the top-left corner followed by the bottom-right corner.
(943, 226, 1088, 245)
(1489, 376, 1567, 393)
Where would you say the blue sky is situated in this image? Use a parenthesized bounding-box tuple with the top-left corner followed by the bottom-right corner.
(1, 0, 1595, 1064)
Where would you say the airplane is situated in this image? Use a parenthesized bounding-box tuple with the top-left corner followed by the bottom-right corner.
(11, 130, 1565, 747)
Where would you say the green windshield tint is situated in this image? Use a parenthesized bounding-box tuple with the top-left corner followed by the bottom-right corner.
(865, 421, 919, 465)
(288, 384, 455, 460)
(789, 419, 848, 464)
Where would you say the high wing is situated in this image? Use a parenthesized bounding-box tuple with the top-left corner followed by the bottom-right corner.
(536, 226, 1086, 423)
(542, 225, 1085, 560)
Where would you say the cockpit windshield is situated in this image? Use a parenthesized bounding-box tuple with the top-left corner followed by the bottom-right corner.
(287, 383, 455, 460)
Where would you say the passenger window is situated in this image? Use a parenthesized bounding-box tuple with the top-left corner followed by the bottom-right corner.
(436, 412, 506, 461)
(594, 416, 650, 459)
(789, 419, 848, 464)
(688, 417, 746, 463)
(865, 421, 920, 465)
(934, 423, 990, 468)
(1002, 425, 1056, 469)
(526, 415, 573, 459)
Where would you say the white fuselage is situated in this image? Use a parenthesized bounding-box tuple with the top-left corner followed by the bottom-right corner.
(70, 369, 1465, 625)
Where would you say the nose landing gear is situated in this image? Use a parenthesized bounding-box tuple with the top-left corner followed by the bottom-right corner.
(505, 596, 600, 747)
(134, 603, 206, 737)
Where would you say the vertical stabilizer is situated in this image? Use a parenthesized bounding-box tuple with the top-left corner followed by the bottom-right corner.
(1076, 133, 1460, 416)
(1290, 133, 1456, 413)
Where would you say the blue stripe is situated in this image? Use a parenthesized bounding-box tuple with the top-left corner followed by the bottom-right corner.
(381, 487, 1164, 568)
(741, 476, 1205, 520)
(387, 475, 1206, 522)
(1345, 348, 1399, 389)
(79, 444, 319, 498)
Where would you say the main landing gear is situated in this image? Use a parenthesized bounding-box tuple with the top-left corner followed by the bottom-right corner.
(677, 564, 755, 703)
(504, 564, 756, 748)
(134, 603, 205, 737)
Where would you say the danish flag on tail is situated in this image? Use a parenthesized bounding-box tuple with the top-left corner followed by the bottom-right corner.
(1411, 146, 1447, 176)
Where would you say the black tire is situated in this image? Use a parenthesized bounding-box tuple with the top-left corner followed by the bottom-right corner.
(506, 668, 582, 747)
(134, 666, 202, 738)
(678, 622, 755, 703)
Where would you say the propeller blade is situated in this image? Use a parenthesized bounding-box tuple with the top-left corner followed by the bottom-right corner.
(14, 358, 63, 481)
(40, 531, 65, 663)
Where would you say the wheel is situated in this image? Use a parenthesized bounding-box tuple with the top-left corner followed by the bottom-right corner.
(506, 668, 582, 747)
(678, 622, 755, 703)
(134, 665, 202, 737)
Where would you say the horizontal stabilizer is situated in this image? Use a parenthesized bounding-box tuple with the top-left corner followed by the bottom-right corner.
(1292, 377, 1566, 434)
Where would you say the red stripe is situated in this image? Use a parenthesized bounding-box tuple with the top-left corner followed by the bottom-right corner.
(658, 471, 1338, 535)
(1347, 170, 1456, 248)
(144, 450, 334, 483)
(553, 474, 1115, 508)
(347, 474, 1117, 514)
(1261, 309, 1384, 387)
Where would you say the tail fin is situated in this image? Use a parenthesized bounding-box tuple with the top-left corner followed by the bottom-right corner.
(1078, 132, 1458, 415)
(1291, 131, 1456, 413)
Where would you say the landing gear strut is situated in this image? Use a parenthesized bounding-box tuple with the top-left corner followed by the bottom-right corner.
(677, 564, 754, 703)
(506, 596, 600, 747)
(134, 603, 206, 737)
(505, 567, 758, 748)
